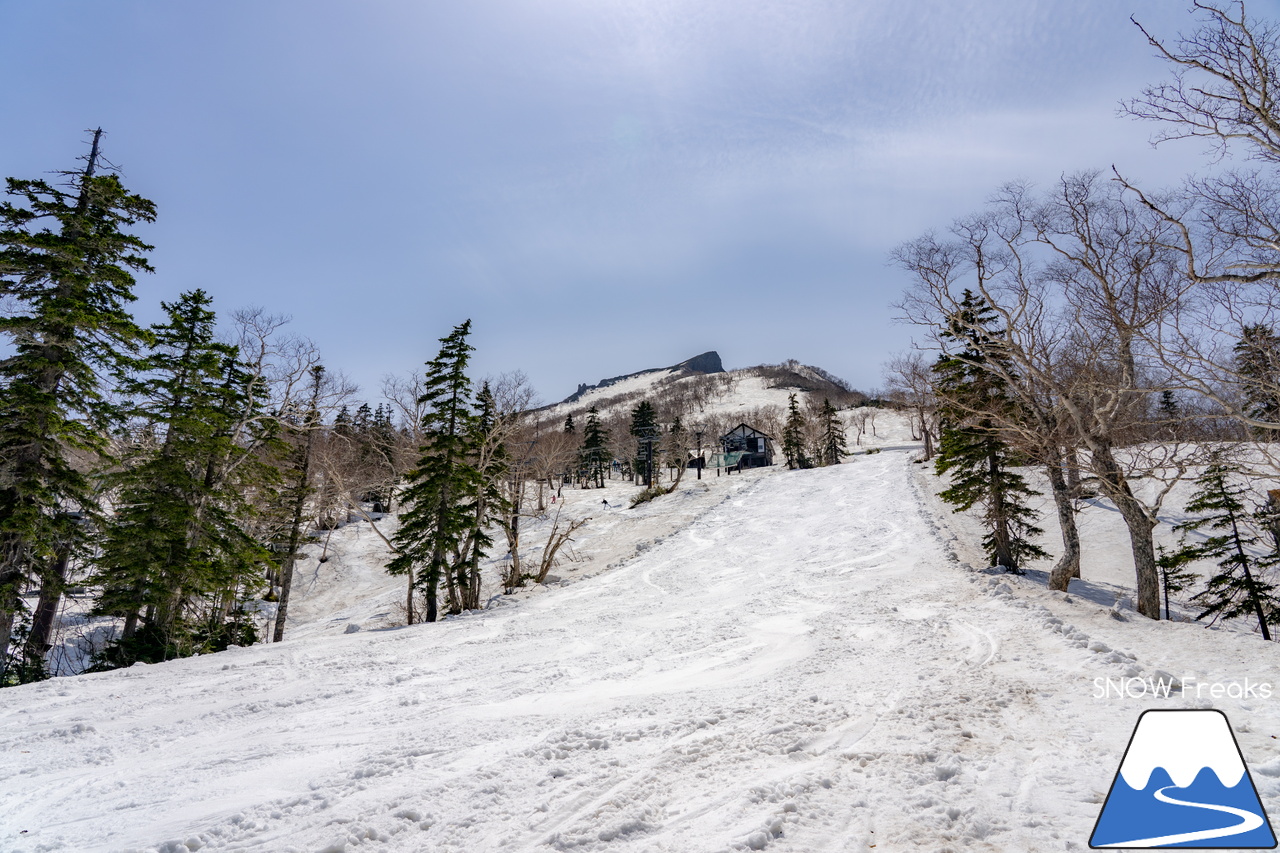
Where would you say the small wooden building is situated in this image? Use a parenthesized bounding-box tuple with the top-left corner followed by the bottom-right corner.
(717, 423, 774, 469)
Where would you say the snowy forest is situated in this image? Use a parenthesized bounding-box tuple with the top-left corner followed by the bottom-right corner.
(883, 1, 1280, 631)
(4, 0, 1280, 682)
(13, 3, 1280, 851)
(7, 3, 1280, 689)
(0, 138, 868, 685)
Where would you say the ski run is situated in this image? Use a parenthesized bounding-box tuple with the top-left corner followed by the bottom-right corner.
(4, 418, 1280, 852)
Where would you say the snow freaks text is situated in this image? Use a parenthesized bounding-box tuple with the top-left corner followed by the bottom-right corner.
(1093, 676, 1273, 700)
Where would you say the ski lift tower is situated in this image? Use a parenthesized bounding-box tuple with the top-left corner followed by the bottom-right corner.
(635, 425, 660, 487)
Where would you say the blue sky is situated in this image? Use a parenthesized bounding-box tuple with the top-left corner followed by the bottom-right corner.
(0, 1, 1249, 403)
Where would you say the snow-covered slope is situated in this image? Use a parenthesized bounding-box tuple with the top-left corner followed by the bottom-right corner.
(282, 468, 782, 641)
(6, 433, 1280, 853)
(541, 360, 861, 429)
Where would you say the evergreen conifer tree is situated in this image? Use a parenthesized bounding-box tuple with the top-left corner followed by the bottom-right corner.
(1155, 390, 1181, 440)
(91, 290, 269, 665)
(0, 131, 155, 682)
(1154, 544, 1200, 621)
(388, 321, 481, 623)
(818, 398, 847, 466)
(368, 404, 398, 511)
(333, 406, 353, 437)
(782, 394, 811, 470)
(1167, 454, 1280, 639)
(353, 402, 373, 434)
(1259, 492, 1280, 554)
(932, 290, 1047, 572)
(458, 382, 508, 611)
(1236, 324, 1280, 437)
(563, 414, 575, 434)
(579, 407, 609, 488)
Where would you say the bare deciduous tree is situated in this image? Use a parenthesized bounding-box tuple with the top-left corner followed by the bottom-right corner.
(882, 352, 939, 459)
(532, 504, 587, 585)
(896, 175, 1196, 616)
(1115, 3, 1280, 446)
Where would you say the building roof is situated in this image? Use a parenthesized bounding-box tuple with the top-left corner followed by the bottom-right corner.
(722, 423, 772, 439)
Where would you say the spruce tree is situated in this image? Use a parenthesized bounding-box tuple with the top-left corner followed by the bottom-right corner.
(0, 131, 155, 683)
(1152, 390, 1182, 442)
(579, 406, 609, 488)
(459, 382, 508, 611)
(335, 401, 390, 512)
(563, 414, 575, 434)
(933, 290, 1047, 572)
(333, 406, 353, 437)
(782, 394, 810, 470)
(368, 404, 398, 511)
(91, 290, 269, 665)
(1168, 455, 1280, 639)
(353, 402, 373, 434)
(388, 321, 481, 623)
(1154, 544, 1199, 621)
(1236, 324, 1280, 437)
(1259, 492, 1280, 553)
(818, 398, 847, 466)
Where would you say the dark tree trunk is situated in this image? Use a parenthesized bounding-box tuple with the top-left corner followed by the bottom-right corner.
(0, 582, 18, 680)
(121, 577, 147, 640)
(1230, 515, 1273, 641)
(122, 609, 140, 640)
(404, 568, 415, 625)
(24, 546, 71, 668)
(425, 557, 439, 623)
(988, 448, 1015, 570)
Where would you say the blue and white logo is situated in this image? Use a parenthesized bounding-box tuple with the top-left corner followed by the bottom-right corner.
(1091, 709, 1276, 848)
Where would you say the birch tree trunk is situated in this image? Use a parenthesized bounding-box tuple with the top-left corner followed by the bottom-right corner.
(1090, 442, 1160, 619)
(1046, 450, 1081, 591)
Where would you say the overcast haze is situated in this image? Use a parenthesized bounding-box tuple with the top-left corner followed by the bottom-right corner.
(0, 1, 1244, 404)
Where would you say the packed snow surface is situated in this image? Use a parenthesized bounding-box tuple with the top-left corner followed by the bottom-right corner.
(4, 441, 1280, 852)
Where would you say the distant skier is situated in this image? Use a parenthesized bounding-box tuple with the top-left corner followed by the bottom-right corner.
(602, 498, 610, 509)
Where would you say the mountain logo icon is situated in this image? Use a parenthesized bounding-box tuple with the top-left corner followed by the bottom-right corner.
(1090, 709, 1277, 848)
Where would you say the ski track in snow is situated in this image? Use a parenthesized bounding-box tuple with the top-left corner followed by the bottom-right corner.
(4, 444, 1280, 852)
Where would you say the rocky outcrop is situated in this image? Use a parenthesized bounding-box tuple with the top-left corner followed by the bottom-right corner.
(559, 350, 724, 405)
(673, 351, 724, 375)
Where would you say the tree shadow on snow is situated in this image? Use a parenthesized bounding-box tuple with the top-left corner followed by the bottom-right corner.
(974, 564, 1136, 611)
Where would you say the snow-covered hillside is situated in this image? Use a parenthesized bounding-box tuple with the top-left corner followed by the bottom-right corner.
(5, 420, 1280, 853)
(540, 359, 861, 429)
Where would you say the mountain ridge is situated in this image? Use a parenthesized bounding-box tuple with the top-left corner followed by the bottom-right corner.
(557, 350, 725, 406)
